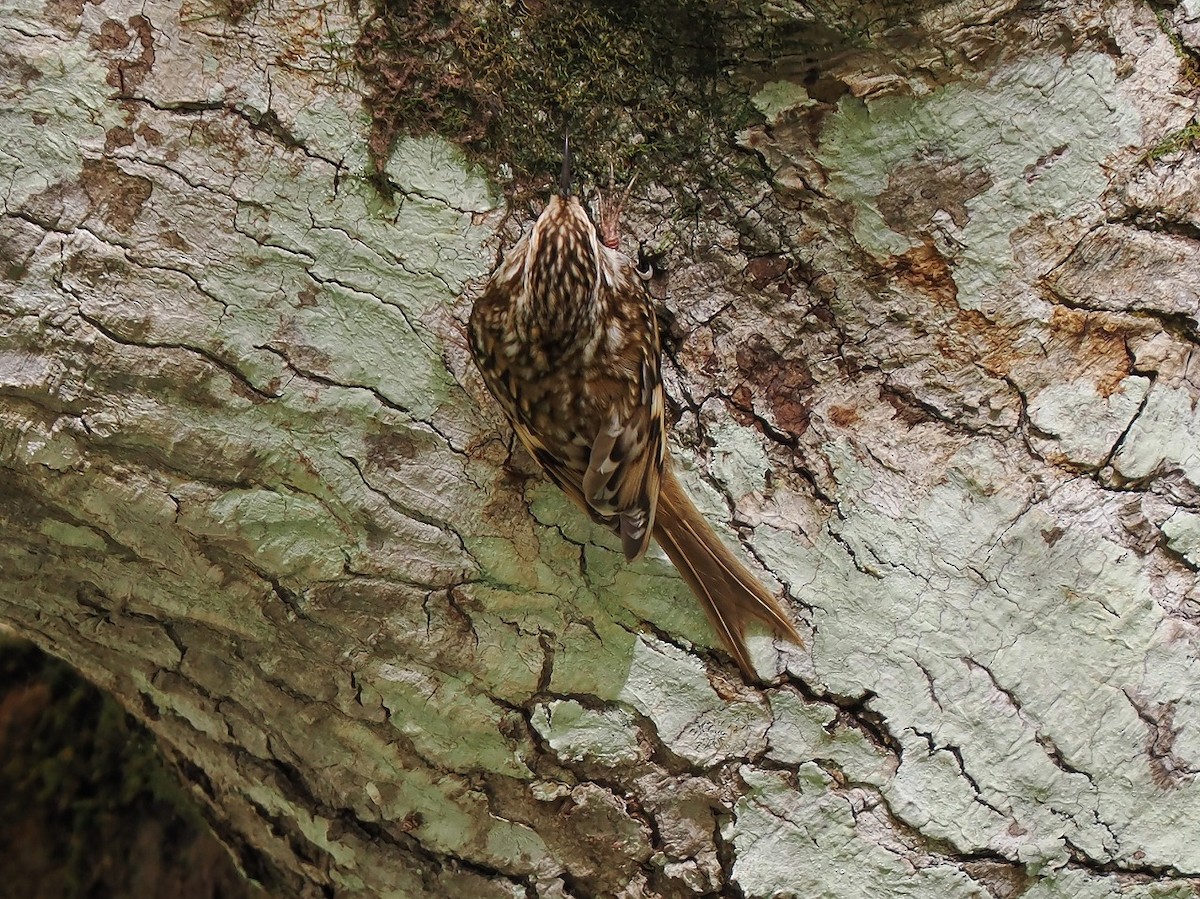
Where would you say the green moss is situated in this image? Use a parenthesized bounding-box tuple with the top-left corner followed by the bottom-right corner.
(1144, 121, 1200, 161)
(355, 0, 790, 200)
(1153, 6, 1200, 88)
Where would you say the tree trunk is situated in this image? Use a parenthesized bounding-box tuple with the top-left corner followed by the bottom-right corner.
(3, 0, 1199, 897)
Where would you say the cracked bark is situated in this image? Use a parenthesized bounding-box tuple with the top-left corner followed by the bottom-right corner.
(3, 0, 1200, 897)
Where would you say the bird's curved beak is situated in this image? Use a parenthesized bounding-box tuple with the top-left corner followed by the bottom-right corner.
(559, 132, 571, 198)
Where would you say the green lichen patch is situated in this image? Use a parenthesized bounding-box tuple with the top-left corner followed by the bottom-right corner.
(817, 53, 1139, 307)
(729, 766, 985, 899)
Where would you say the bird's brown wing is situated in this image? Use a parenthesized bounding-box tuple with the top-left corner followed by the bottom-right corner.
(510, 419, 591, 512)
(505, 361, 664, 564)
(581, 320, 666, 562)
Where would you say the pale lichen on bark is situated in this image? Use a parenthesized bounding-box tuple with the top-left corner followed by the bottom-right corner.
(2, 0, 1199, 897)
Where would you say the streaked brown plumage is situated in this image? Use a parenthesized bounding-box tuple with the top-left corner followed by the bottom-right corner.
(468, 160, 801, 679)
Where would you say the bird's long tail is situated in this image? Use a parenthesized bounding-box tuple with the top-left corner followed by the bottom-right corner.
(651, 466, 803, 678)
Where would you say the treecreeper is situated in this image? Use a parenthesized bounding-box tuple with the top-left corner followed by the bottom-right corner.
(468, 145, 802, 679)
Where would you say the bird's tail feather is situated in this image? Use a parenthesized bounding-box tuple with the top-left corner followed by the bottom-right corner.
(652, 466, 803, 678)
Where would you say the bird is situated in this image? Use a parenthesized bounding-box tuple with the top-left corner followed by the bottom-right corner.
(468, 138, 802, 679)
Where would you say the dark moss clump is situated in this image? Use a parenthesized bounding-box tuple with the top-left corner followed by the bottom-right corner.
(355, 0, 787, 199)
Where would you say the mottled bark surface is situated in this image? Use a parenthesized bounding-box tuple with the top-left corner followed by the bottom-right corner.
(2, 0, 1200, 897)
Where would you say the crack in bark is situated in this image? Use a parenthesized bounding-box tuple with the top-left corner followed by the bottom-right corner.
(1122, 689, 1198, 789)
(253, 342, 410, 413)
(76, 308, 281, 398)
(1039, 268, 1200, 348)
(338, 449, 477, 568)
(963, 656, 1095, 782)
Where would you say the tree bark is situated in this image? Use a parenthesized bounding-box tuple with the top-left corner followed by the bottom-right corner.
(3, 0, 1200, 897)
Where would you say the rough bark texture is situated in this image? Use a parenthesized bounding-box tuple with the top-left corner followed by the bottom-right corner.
(2, 0, 1200, 897)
